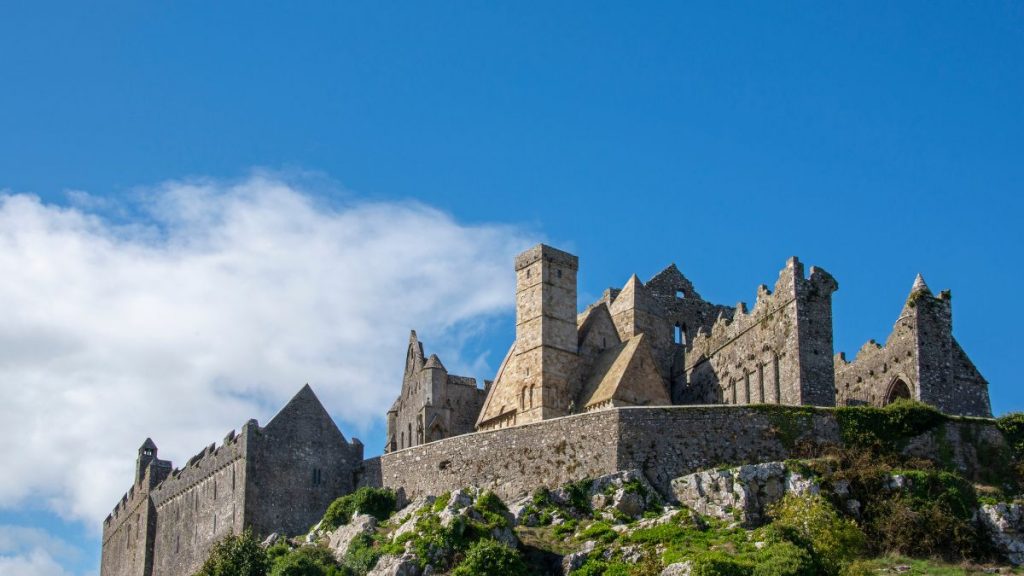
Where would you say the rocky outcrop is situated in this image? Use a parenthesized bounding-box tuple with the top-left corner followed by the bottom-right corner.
(327, 513, 377, 560)
(980, 503, 1024, 565)
(670, 462, 818, 526)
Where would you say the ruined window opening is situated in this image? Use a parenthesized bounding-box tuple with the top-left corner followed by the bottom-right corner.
(176, 534, 180, 554)
(773, 354, 781, 404)
(407, 423, 412, 447)
(526, 269, 531, 279)
(674, 324, 686, 345)
(676, 289, 685, 299)
(602, 336, 607, 349)
(213, 480, 217, 500)
(557, 269, 562, 278)
(520, 387, 526, 410)
(312, 468, 322, 486)
(884, 378, 912, 405)
(758, 364, 765, 403)
(400, 431, 405, 449)
(213, 515, 217, 534)
(529, 385, 535, 408)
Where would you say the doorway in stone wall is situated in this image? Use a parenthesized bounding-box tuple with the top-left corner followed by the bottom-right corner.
(883, 377, 912, 405)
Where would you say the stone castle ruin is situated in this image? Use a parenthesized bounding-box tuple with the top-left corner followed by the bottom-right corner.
(101, 244, 992, 576)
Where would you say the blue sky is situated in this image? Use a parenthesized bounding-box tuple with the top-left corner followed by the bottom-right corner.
(1, 3, 1022, 574)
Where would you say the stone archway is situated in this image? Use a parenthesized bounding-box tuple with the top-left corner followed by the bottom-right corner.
(884, 377, 912, 405)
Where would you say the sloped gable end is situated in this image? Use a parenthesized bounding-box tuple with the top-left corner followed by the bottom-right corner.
(264, 384, 348, 445)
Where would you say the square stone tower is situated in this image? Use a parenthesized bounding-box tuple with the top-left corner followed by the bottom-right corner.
(513, 244, 580, 421)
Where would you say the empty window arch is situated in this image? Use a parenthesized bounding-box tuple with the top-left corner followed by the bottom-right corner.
(884, 378, 912, 405)
(674, 323, 687, 345)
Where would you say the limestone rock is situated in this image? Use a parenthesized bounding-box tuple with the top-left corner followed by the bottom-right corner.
(670, 462, 819, 526)
(328, 513, 378, 561)
(613, 489, 645, 518)
(661, 561, 692, 576)
(980, 503, 1024, 565)
(261, 533, 280, 548)
(562, 540, 596, 575)
(368, 553, 421, 576)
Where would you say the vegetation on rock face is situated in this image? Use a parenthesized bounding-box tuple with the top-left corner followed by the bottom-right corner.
(320, 487, 396, 531)
(834, 399, 946, 452)
(450, 538, 527, 576)
(194, 530, 271, 576)
(190, 405, 1024, 576)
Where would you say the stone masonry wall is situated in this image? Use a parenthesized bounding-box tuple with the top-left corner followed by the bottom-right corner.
(101, 464, 166, 576)
(374, 410, 619, 502)
(150, 426, 250, 576)
(371, 405, 1001, 505)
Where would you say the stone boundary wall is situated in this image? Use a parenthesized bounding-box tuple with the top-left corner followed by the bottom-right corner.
(373, 410, 619, 502)
(370, 405, 1001, 503)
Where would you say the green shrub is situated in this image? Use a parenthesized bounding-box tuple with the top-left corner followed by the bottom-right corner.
(565, 478, 593, 513)
(834, 400, 945, 453)
(194, 530, 270, 576)
(341, 533, 380, 574)
(752, 541, 815, 576)
(450, 539, 527, 576)
(691, 551, 754, 576)
(553, 518, 578, 538)
(579, 521, 617, 543)
(321, 487, 397, 530)
(432, 492, 451, 513)
(998, 413, 1024, 458)
(768, 494, 864, 575)
(270, 545, 349, 576)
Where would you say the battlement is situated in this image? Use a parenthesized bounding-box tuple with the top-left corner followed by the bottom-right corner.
(149, 421, 254, 508)
(514, 243, 579, 271)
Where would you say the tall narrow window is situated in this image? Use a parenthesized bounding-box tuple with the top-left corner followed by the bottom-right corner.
(773, 354, 781, 404)
(744, 372, 751, 404)
(674, 324, 683, 345)
(757, 364, 765, 404)
(520, 387, 526, 410)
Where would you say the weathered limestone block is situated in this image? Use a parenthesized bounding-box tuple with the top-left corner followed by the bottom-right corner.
(661, 561, 693, 576)
(561, 540, 596, 575)
(367, 553, 421, 576)
(670, 462, 818, 526)
(328, 514, 377, 561)
(980, 503, 1024, 565)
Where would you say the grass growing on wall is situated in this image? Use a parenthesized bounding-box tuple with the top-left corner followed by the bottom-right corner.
(834, 400, 946, 452)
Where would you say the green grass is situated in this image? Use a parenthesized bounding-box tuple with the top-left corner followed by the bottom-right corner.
(847, 555, 1024, 575)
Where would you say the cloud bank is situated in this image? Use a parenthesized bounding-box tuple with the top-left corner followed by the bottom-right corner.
(0, 174, 533, 530)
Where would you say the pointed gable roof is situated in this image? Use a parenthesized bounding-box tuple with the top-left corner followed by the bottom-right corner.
(264, 384, 348, 443)
(647, 263, 703, 301)
(576, 333, 670, 409)
(609, 274, 661, 315)
(424, 354, 446, 370)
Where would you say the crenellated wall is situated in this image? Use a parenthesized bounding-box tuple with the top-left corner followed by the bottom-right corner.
(683, 258, 838, 407)
(100, 461, 168, 576)
(150, 426, 251, 576)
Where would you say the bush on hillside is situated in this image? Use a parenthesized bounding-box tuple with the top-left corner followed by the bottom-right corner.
(269, 545, 349, 576)
(767, 494, 864, 575)
(450, 538, 527, 576)
(321, 487, 397, 531)
(194, 530, 270, 576)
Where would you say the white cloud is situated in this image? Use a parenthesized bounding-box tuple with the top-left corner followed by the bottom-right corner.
(0, 174, 535, 530)
(0, 526, 78, 576)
